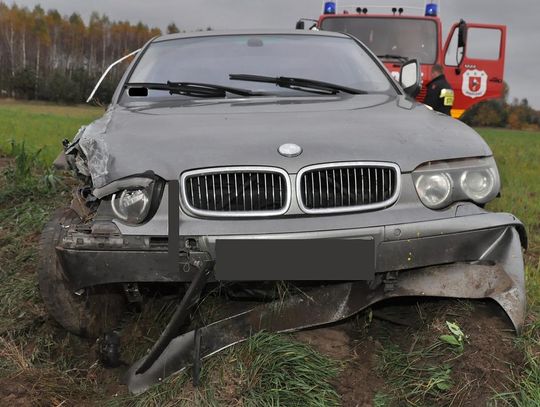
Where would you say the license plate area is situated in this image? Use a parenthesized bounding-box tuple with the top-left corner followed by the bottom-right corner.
(215, 238, 374, 281)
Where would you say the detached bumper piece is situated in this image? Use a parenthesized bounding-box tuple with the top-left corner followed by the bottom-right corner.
(126, 227, 525, 394)
(134, 252, 213, 376)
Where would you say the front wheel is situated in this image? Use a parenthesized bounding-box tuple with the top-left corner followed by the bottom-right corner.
(38, 208, 125, 338)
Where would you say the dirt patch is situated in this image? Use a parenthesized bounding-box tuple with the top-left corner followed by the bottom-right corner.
(0, 373, 79, 407)
(337, 349, 386, 407)
(0, 379, 35, 407)
(295, 326, 352, 360)
(444, 302, 523, 406)
(293, 298, 523, 406)
(294, 326, 385, 406)
(0, 279, 529, 406)
(0, 156, 13, 171)
(293, 320, 388, 406)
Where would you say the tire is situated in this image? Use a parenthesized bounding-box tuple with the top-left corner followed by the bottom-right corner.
(38, 208, 126, 338)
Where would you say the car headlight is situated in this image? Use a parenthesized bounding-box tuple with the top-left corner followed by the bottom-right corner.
(413, 157, 500, 209)
(110, 178, 164, 224)
(460, 168, 496, 202)
(415, 173, 452, 209)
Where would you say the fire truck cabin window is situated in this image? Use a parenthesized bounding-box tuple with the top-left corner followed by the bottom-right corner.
(465, 28, 502, 60)
(320, 17, 438, 64)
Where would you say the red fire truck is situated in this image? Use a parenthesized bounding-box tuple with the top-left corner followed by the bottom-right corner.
(297, 2, 507, 118)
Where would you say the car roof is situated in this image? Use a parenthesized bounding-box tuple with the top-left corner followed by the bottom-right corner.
(153, 29, 350, 43)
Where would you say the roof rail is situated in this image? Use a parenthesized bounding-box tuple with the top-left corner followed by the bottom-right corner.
(336, 4, 424, 14)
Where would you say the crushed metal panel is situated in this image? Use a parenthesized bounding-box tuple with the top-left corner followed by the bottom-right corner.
(126, 282, 359, 394)
(126, 224, 526, 394)
(78, 110, 114, 189)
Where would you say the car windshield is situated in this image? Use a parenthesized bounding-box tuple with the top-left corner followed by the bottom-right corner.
(125, 34, 394, 100)
(320, 17, 437, 64)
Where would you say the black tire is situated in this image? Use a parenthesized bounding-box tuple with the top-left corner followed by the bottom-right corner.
(38, 208, 126, 338)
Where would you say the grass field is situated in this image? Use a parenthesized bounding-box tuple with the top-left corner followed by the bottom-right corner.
(0, 101, 539, 406)
(0, 99, 103, 164)
(481, 128, 540, 311)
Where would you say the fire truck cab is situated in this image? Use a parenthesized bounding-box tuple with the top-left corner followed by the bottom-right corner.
(298, 2, 507, 118)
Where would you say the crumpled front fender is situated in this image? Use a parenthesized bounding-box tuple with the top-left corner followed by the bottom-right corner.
(126, 226, 526, 394)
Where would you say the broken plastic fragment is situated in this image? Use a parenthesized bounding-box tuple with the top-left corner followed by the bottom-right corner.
(78, 112, 114, 188)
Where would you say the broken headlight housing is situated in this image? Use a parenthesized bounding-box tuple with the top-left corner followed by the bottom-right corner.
(111, 178, 164, 224)
(412, 157, 500, 209)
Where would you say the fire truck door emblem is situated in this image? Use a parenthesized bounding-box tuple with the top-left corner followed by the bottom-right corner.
(462, 69, 488, 99)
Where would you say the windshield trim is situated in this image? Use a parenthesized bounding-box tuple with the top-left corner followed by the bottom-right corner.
(151, 31, 349, 44)
(112, 38, 154, 105)
(319, 16, 439, 66)
(119, 33, 399, 103)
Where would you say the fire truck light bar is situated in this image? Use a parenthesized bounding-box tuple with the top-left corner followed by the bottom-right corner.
(323, 1, 337, 14)
(425, 3, 438, 16)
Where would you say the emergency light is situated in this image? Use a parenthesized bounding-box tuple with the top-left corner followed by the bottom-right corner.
(425, 3, 438, 16)
(323, 2, 337, 14)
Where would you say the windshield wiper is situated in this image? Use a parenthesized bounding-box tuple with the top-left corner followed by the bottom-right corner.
(229, 74, 366, 95)
(125, 81, 262, 98)
(377, 54, 409, 62)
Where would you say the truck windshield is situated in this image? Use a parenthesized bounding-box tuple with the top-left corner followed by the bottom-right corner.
(320, 17, 437, 64)
(126, 34, 394, 99)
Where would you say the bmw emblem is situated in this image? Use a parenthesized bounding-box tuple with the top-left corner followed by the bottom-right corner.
(278, 143, 303, 158)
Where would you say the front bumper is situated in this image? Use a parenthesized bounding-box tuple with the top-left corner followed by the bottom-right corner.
(57, 211, 527, 330)
(58, 212, 525, 285)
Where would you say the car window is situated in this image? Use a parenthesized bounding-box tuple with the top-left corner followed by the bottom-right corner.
(321, 17, 438, 65)
(125, 34, 394, 99)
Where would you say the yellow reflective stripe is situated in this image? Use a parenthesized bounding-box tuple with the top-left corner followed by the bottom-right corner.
(440, 89, 454, 106)
(440, 89, 454, 97)
(451, 109, 465, 119)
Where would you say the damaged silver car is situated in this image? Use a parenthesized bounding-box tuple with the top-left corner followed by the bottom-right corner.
(40, 30, 527, 393)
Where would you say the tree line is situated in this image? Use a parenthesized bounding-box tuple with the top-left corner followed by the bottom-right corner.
(461, 96, 540, 131)
(0, 2, 166, 103)
(1, 1, 538, 125)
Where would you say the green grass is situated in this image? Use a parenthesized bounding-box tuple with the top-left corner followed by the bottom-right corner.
(494, 321, 540, 406)
(377, 342, 456, 406)
(0, 102, 539, 405)
(481, 128, 540, 242)
(0, 99, 102, 165)
(0, 149, 105, 404)
(112, 332, 341, 407)
(481, 128, 540, 314)
(0, 149, 342, 405)
(375, 128, 540, 407)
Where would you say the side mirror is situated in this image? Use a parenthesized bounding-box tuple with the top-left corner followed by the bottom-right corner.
(457, 19, 468, 48)
(399, 59, 421, 98)
(455, 19, 468, 71)
(296, 20, 305, 30)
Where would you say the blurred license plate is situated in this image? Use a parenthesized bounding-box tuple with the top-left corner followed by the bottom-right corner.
(215, 238, 374, 281)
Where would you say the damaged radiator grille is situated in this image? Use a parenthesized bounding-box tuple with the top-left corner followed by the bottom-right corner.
(298, 162, 400, 213)
(181, 167, 290, 216)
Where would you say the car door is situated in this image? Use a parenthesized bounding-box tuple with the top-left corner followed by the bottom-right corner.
(443, 22, 507, 117)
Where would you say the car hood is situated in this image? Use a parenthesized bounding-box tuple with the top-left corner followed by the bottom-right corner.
(78, 94, 492, 188)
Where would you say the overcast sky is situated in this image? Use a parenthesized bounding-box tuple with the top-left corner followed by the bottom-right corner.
(6, 0, 540, 108)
